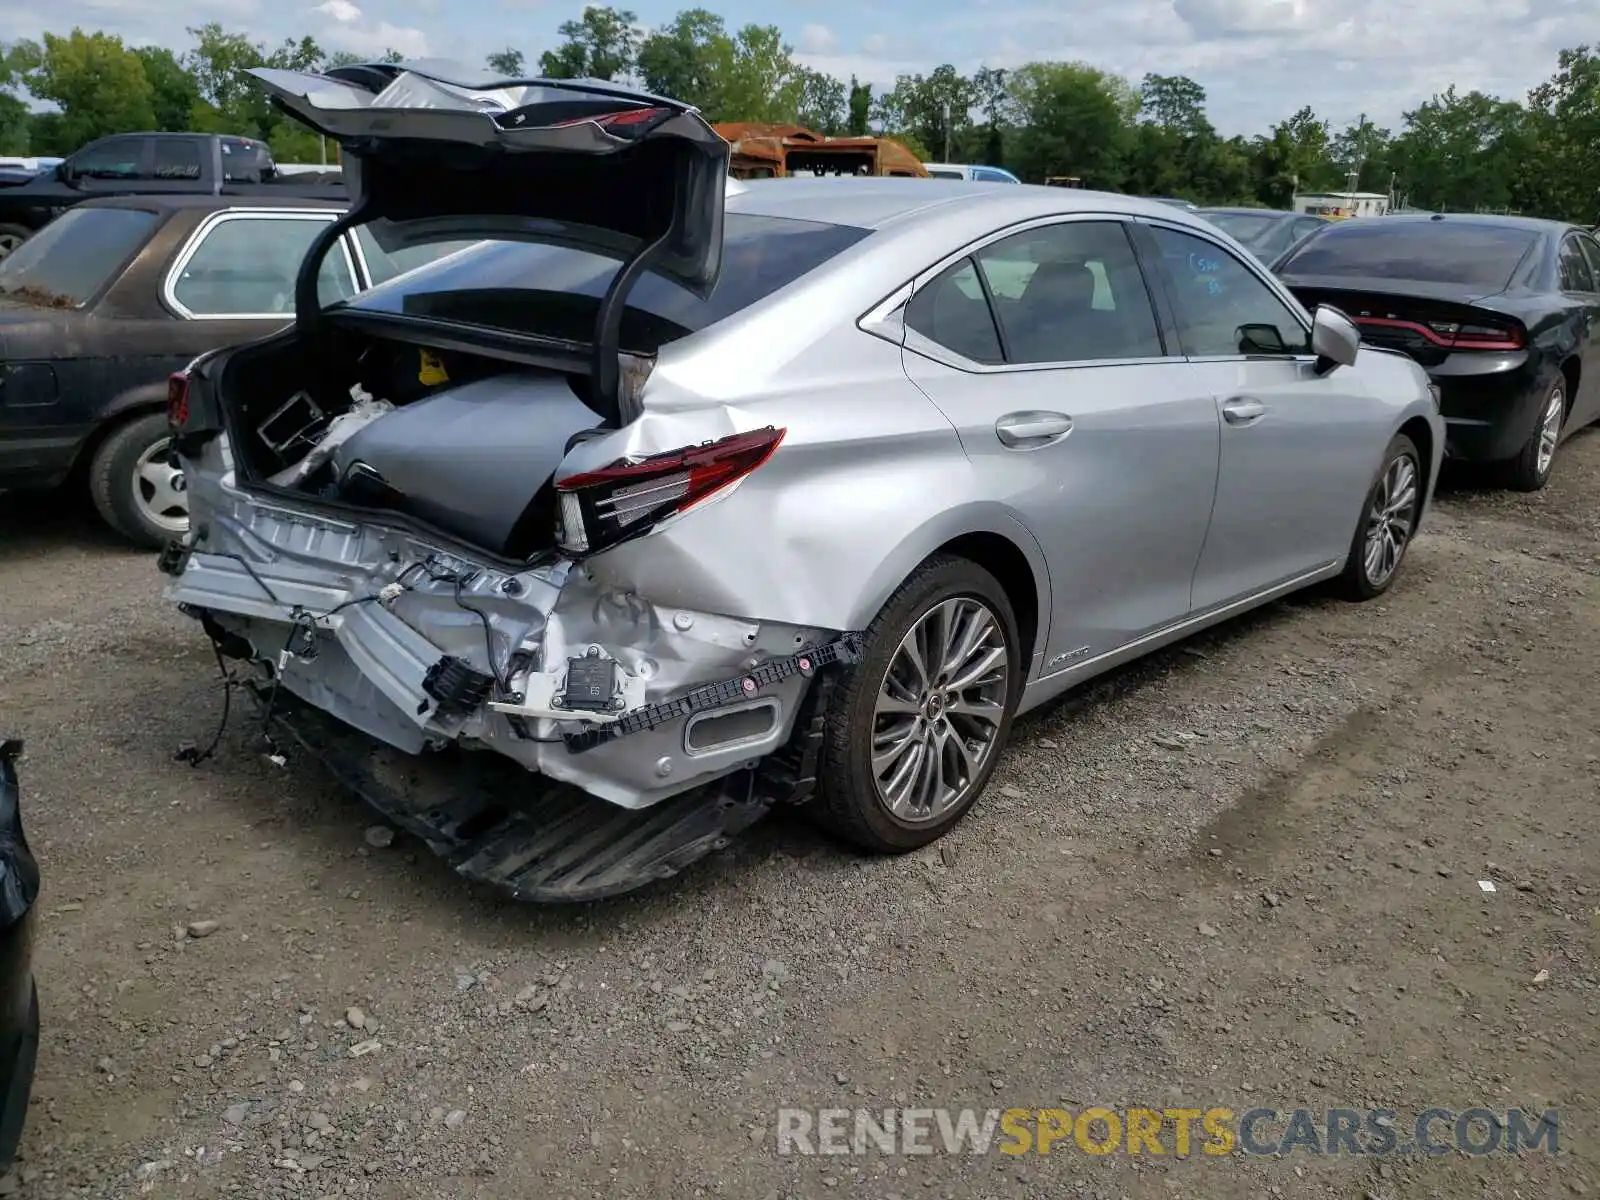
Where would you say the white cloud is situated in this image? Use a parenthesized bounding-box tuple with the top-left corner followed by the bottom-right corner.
(796, 23, 837, 54)
(861, 33, 887, 54)
(313, 0, 361, 22)
(306, 0, 428, 58)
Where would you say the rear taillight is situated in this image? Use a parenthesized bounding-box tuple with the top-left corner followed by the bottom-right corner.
(1354, 316, 1525, 352)
(167, 371, 190, 430)
(555, 426, 785, 555)
(544, 106, 673, 139)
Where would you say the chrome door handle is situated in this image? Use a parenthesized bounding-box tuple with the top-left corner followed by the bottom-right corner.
(995, 411, 1073, 448)
(1221, 398, 1266, 424)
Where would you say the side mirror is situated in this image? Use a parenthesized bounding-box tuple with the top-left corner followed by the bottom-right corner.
(1311, 304, 1360, 374)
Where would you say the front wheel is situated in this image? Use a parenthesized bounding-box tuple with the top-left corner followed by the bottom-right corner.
(1335, 433, 1421, 601)
(814, 555, 1022, 853)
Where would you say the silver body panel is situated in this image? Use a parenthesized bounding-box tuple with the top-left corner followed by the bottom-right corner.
(170, 179, 1444, 811)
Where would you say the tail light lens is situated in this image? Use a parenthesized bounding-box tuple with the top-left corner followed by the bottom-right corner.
(167, 371, 190, 430)
(1354, 316, 1526, 352)
(555, 426, 785, 555)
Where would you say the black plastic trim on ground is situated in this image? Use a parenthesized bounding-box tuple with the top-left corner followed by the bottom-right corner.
(253, 684, 814, 902)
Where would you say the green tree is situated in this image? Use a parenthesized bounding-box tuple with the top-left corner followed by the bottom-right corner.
(485, 47, 525, 76)
(1004, 60, 1134, 187)
(539, 6, 638, 81)
(134, 46, 201, 132)
(17, 29, 156, 151)
(796, 68, 846, 134)
(0, 42, 35, 154)
(1524, 46, 1600, 220)
(1388, 87, 1530, 212)
(701, 24, 804, 123)
(636, 9, 726, 106)
(846, 76, 871, 136)
(873, 66, 975, 161)
(1331, 113, 1392, 193)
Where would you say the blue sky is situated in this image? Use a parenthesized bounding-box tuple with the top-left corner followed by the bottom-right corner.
(2, 0, 1596, 137)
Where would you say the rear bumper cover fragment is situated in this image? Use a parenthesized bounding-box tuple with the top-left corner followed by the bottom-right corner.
(562, 633, 865, 754)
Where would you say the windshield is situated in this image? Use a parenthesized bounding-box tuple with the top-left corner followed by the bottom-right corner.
(0, 206, 159, 307)
(1204, 212, 1279, 246)
(1278, 221, 1541, 290)
(348, 213, 872, 351)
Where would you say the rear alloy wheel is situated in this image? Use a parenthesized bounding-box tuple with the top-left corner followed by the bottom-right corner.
(1336, 433, 1420, 601)
(88, 411, 190, 550)
(1505, 378, 1565, 493)
(815, 555, 1021, 853)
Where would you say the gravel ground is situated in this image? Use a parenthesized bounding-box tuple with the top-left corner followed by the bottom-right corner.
(3, 433, 1599, 1199)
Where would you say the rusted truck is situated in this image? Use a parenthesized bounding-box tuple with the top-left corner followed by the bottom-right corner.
(714, 123, 928, 180)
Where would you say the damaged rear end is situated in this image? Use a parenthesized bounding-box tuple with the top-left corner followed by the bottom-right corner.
(161, 61, 864, 899)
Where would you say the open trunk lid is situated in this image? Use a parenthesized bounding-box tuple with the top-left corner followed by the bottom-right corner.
(249, 61, 730, 298)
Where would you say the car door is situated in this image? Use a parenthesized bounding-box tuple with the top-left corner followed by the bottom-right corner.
(1560, 232, 1600, 428)
(1135, 218, 1389, 612)
(896, 216, 1221, 673)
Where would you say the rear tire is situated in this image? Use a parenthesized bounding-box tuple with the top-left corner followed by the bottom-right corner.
(1504, 376, 1565, 493)
(1335, 433, 1421, 601)
(88, 412, 190, 550)
(0, 223, 31, 262)
(813, 555, 1022, 853)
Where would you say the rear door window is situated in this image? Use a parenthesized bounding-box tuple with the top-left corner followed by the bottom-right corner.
(151, 138, 204, 181)
(1558, 235, 1595, 293)
(975, 220, 1165, 364)
(168, 213, 357, 317)
(1578, 233, 1600, 287)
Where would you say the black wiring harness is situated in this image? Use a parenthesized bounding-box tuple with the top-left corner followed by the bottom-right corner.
(177, 550, 555, 767)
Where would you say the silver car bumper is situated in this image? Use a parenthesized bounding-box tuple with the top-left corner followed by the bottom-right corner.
(166, 457, 841, 812)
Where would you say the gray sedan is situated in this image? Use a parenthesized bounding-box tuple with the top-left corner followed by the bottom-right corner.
(162, 62, 1443, 898)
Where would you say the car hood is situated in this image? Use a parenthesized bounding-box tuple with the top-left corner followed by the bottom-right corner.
(248, 61, 731, 298)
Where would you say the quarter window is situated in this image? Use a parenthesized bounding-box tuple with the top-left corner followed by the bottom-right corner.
(903, 257, 1004, 364)
(1148, 225, 1311, 357)
(974, 221, 1164, 364)
(169, 215, 356, 317)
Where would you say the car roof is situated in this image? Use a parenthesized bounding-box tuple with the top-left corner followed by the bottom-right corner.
(1322, 212, 1570, 236)
(73, 193, 349, 215)
(1202, 206, 1297, 218)
(727, 177, 1199, 231)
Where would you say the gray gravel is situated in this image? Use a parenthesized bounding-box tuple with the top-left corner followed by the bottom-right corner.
(3, 435, 1600, 1198)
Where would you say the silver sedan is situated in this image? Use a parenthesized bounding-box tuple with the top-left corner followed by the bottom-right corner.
(163, 64, 1443, 897)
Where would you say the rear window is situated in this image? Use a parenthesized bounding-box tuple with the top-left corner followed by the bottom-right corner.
(347, 213, 871, 350)
(1278, 221, 1540, 289)
(0, 206, 159, 307)
(1204, 212, 1278, 244)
